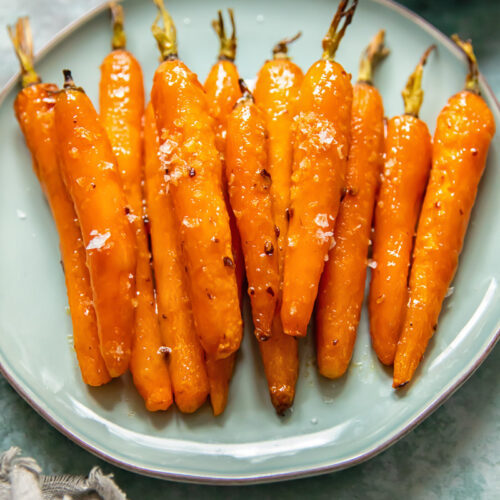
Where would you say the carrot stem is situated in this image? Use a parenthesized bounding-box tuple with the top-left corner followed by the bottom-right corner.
(110, 2, 126, 50)
(272, 31, 302, 60)
(212, 9, 236, 62)
(62, 69, 85, 94)
(152, 0, 178, 61)
(322, 0, 358, 62)
(402, 44, 436, 117)
(62, 69, 74, 88)
(357, 29, 389, 84)
(7, 17, 40, 88)
(451, 34, 480, 94)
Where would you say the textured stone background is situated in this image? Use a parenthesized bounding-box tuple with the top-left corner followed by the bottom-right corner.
(0, 1, 499, 498)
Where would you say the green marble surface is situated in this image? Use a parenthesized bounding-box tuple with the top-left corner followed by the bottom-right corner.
(1, 1, 499, 498)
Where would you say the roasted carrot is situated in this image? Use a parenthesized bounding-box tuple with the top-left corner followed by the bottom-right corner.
(100, 3, 172, 410)
(253, 34, 303, 412)
(254, 32, 303, 269)
(226, 81, 280, 340)
(281, 0, 356, 337)
(55, 70, 136, 378)
(10, 18, 110, 387)
(368, 46, 434, 366)
(204, 9, 244, 302)
(143, 102, 209, 412)
(151, 0, 242, 360)
(316, 30, 388, 379)
(393, 37, 496, 388)
(202, 10, 243, 413)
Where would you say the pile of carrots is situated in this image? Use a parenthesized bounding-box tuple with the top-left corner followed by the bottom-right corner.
(10, 0, 495, 416)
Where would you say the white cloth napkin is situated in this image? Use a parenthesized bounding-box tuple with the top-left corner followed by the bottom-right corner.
(0, 447, 127, 500)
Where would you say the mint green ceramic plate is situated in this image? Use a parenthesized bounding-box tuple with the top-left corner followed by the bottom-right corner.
(0, 0, 498, 484)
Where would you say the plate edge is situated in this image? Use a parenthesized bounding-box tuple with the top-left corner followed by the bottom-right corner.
(0, 0, 499, 485)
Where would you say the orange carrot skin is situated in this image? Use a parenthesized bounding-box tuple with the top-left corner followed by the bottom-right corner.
(206, 355, 235, 416)
(204, 60, 242, 157)
(258, 315, 298, 414)
(254, 58, 304, 265)
(281, 59, 352, 337)
(393, 91, 495, 387)
(203, 59, 242, 414)
(151, 60, 242, 360)
(316, 82, 385, 378)
(100, 50, 172, 410)
(144, 102, 209, 413)
(204, 59, 244, 302)
(226, 98, 280, 340)
(369, 115, 432, 365)
(254, 57, 303, 411)
(55, 88, 136, 378)
(14, 84, 110, 386)
(100, 49, 144, 205)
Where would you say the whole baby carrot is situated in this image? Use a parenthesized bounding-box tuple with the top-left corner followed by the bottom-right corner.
(55, 70, 137, 378)
(204, 9, 244, 301)
(281, 0, 357, 337)
(254, 34, 303, 413)
(100, 3, 172, 410)
(151, 0, 242, 360)
(202, 10, 242, 413)
(316, 30, 388, 379)
(368, 45, 434, 366)
(393, 37, 496, 388)
(226, 81, 280, 340)
(143, 102, 209, 413)
(254, 32, 303, 268)
(10, 18, 110, 386)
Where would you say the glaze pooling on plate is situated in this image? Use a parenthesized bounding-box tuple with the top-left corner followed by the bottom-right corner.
(0, 0, 498, 484)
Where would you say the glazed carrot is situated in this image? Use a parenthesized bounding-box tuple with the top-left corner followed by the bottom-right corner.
(151, 0, 242, 360)
(100, 4, 172, 410)
(143, 102, 209, 412)
(55, 70, 136, 378)
(393, 37, 496, 388)
(281, 0, 356, 337)
(204, 9, 244, 301)
(226, 81, 280, 340)
(9, 18, 110, 387)
(316, 30, 388, 379)
(254, 32, 303, 271)
(369, 46, 434, 366)
(203, 11, 241, 413)
(254, 34, 303, 412)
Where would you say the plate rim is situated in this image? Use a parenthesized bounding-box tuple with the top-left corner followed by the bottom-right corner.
(0, 0, 499, 485)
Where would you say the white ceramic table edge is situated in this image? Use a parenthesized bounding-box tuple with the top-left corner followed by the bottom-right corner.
(0, 0, 499, 485)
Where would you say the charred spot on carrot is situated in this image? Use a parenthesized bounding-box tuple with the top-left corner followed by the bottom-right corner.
(264, 242, 274, 255)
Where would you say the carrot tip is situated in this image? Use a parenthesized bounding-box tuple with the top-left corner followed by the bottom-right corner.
(393, 380, 409, 389)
